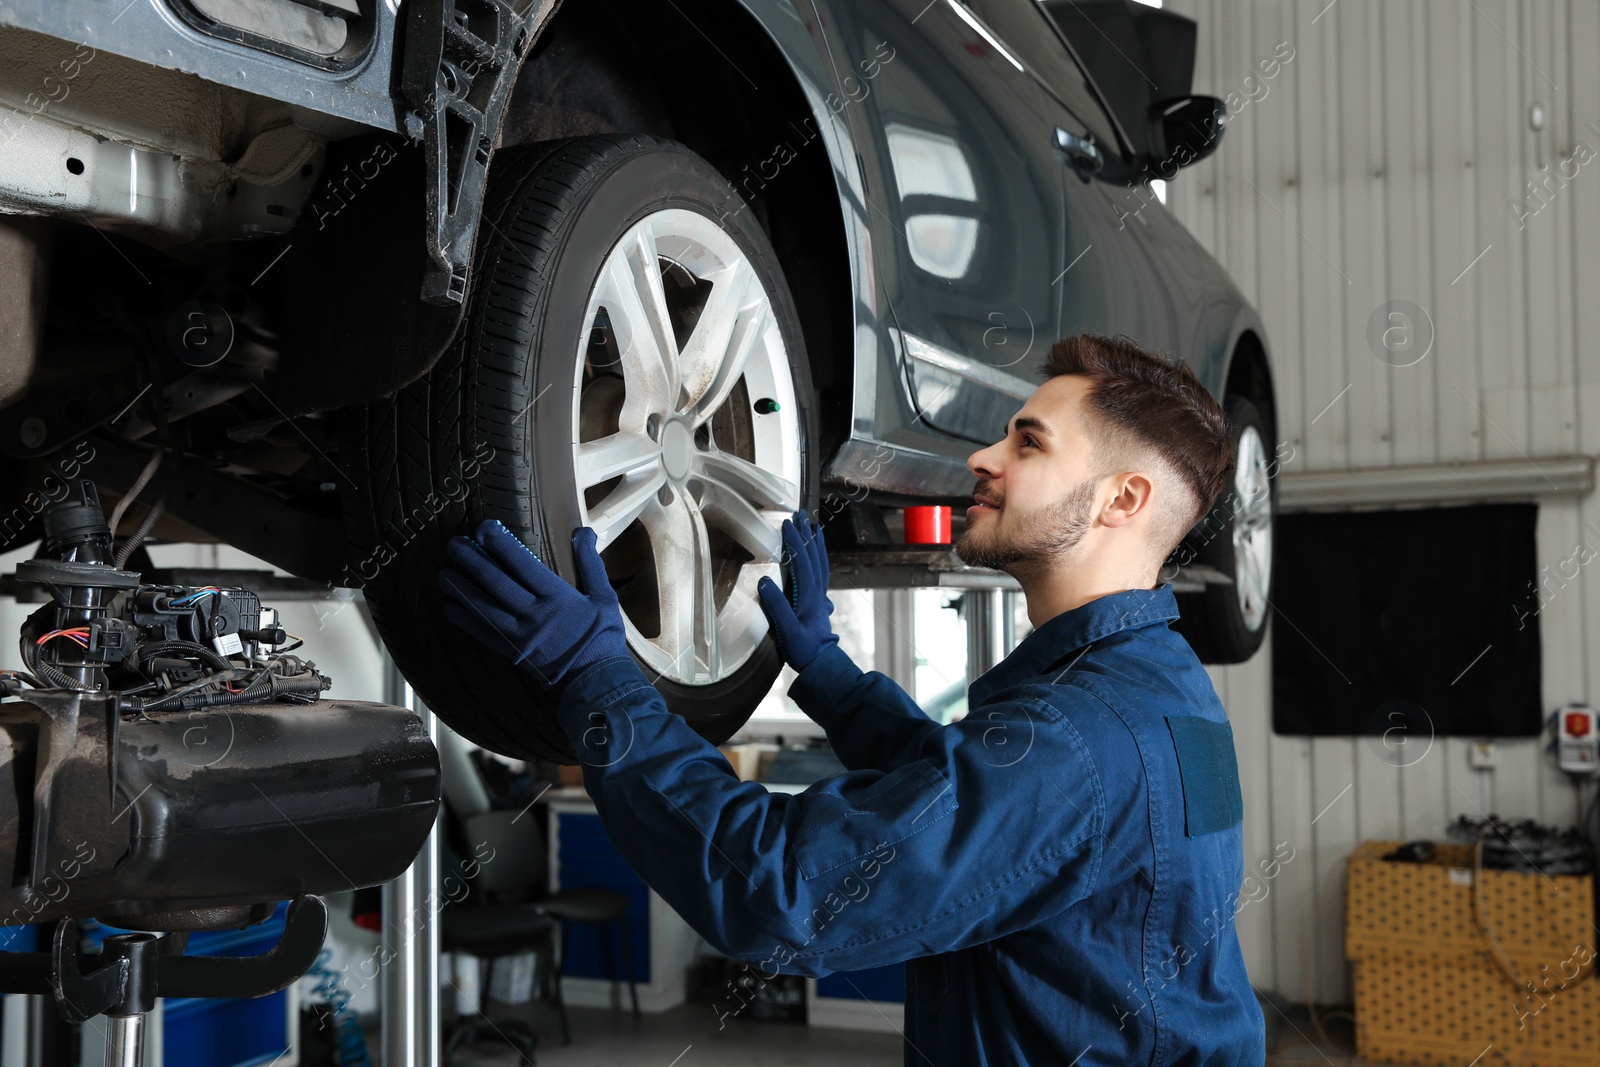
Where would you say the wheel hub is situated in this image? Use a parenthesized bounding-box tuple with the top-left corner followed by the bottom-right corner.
(660, 419, 694, 482)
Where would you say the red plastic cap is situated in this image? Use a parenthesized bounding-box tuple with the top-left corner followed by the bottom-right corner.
(904, 505, 953, 545)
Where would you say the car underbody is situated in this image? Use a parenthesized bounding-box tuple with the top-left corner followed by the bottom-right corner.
(0, 0, 858, 587)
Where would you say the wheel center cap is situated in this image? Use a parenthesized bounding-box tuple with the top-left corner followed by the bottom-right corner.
(661, 419, 694, 481)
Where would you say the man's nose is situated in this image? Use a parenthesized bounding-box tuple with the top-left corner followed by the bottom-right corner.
(968, 442, 1001, 479)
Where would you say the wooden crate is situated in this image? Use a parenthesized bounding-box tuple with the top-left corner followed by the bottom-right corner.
(1345, 840, 1598, 1067)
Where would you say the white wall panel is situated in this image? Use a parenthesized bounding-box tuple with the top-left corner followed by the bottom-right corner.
(1166, 0, 1600, 1004)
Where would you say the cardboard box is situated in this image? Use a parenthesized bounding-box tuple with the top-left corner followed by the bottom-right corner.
(1345, 839, 1598, 1067)
(717, 744, 763, 781)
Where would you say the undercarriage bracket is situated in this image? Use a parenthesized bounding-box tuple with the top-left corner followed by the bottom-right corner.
(399, 0, 562, 304)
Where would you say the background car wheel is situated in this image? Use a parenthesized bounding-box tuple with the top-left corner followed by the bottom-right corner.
(1172, 395, 1275, 664)
(340, 134, 818, 762)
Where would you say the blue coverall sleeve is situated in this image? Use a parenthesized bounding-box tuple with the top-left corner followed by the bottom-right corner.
(556, 655, 1106, 978)
(784, 644, 944, 774)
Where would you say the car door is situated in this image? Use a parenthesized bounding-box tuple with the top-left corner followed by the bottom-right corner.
(967, 0, 1188, 356)
(815, 0, 1068, 447)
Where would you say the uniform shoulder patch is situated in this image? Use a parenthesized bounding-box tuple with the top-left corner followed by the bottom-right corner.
(1164, 716, 1243, 837)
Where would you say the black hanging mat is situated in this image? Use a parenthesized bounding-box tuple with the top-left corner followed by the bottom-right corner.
(1272, 503, 1542, 738)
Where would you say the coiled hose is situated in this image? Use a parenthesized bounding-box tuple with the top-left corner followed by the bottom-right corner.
(307, 947, 371, 1067)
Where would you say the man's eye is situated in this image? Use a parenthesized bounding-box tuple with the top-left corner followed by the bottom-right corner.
(1020, 434, 1037, 448)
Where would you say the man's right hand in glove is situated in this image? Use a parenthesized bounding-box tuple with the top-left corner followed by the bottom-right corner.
(756, 510, 840, 673)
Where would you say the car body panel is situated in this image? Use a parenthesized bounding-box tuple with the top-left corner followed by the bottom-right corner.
(0, 0, 404, 133)
(727, 0, 982, 497)
(743, 0, 1270, 498)
(816, 0, 1066, 451)
(0, 0, 1269, 507)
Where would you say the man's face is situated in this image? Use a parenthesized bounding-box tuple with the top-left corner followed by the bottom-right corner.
(955, 376, 1105, 572)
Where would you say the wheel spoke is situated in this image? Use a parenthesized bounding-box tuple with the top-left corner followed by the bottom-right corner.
(576, 432, 660, 489)
(1237, 474, 1267, 520)
(698, 477, 782, 562)
(642, 495, 719, 681)
(1239, 579, 1261, 624)
(696, 451, 800, 513)
(717, 585, 769, 659)
(1234, 430, 1270, 516)
(1236, 532, 1270, 625)
(1237, 543, 1257, 597)
(587, 464, 666, 551)
(694, 510, 720, 681)
(680, 258, 758, 419)
(598, 231, 678, 422)
(689, 301, 769, 427)
(624, 224, 679, 369)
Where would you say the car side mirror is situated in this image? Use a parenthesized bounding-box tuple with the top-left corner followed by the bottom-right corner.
(1144, 95, 1227, 178)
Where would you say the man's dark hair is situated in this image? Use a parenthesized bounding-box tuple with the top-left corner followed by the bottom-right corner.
(1038, 334, 1232, 553)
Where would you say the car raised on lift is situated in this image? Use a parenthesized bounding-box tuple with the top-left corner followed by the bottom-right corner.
(0, 0, 1275, 760)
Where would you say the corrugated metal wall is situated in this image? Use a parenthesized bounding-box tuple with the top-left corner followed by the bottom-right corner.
(1161, 0, 1600, 1003)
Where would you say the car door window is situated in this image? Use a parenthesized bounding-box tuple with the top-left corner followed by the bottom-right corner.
(964, 0, 1124, 154)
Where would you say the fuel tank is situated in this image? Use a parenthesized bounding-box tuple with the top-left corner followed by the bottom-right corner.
(0, 688, 439, 930)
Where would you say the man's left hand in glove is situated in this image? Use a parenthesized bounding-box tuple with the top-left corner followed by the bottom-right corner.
(755, 510, 841, 674)
(436, 520, 628, 691)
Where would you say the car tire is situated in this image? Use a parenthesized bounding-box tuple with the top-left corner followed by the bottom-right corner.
(340, 134, 818, 762)
(1172, 394, 1275, 664)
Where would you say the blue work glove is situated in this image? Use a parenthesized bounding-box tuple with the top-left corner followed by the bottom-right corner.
(756, 510, 839, 672)
(437, 520, 628, 691)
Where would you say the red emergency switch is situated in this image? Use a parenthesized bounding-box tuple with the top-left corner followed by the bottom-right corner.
(1565, 711, 1592, 737)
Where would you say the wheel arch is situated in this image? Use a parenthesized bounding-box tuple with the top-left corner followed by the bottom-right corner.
(1221, 326, 1277, 445)
(1171, 322, 1278, 664)
(498, 0, 857, 464)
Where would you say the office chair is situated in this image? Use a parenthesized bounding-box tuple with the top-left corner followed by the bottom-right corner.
(439, 806, 559, 1064)
(438, 728, 639, 1048)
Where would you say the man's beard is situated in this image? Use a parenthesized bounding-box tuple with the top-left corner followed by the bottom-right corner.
(954, 476, 1100, 572)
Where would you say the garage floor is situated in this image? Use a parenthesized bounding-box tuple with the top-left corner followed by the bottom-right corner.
(413, 995, 1361, 1066)
(1261, 1002, 1361, 1065)
(436, 1002, 901, 1066)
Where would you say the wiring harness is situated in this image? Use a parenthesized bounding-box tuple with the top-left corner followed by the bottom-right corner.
(4, 479, 330, 714)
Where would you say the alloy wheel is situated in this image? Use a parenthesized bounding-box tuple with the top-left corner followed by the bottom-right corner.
(572, 209, 802, 685)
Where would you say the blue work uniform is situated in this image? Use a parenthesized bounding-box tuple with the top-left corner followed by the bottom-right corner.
(556, 583, 1266, 1066)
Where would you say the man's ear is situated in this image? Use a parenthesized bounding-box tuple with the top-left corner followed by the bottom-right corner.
(1100, 471, 1155, 529)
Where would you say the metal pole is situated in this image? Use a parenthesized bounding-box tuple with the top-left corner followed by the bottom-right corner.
(380, 654, 440, 1067)
(964, 589, 1006, 680)
(416, 701, 441, 1061)
(24, 991, 62, 1067)
(873, 589, 917, 691)
(1001, 590, 1022, 655)
(102, 1014, 143, 1067)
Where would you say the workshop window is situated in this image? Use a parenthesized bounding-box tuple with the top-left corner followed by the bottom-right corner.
(753, 588, 878, 723)
(915, 589, 972, 723)
(1272, 503, 1542, 739)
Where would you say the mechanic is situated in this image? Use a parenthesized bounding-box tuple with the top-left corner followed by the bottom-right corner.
(437, 333, 1267, 1066)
